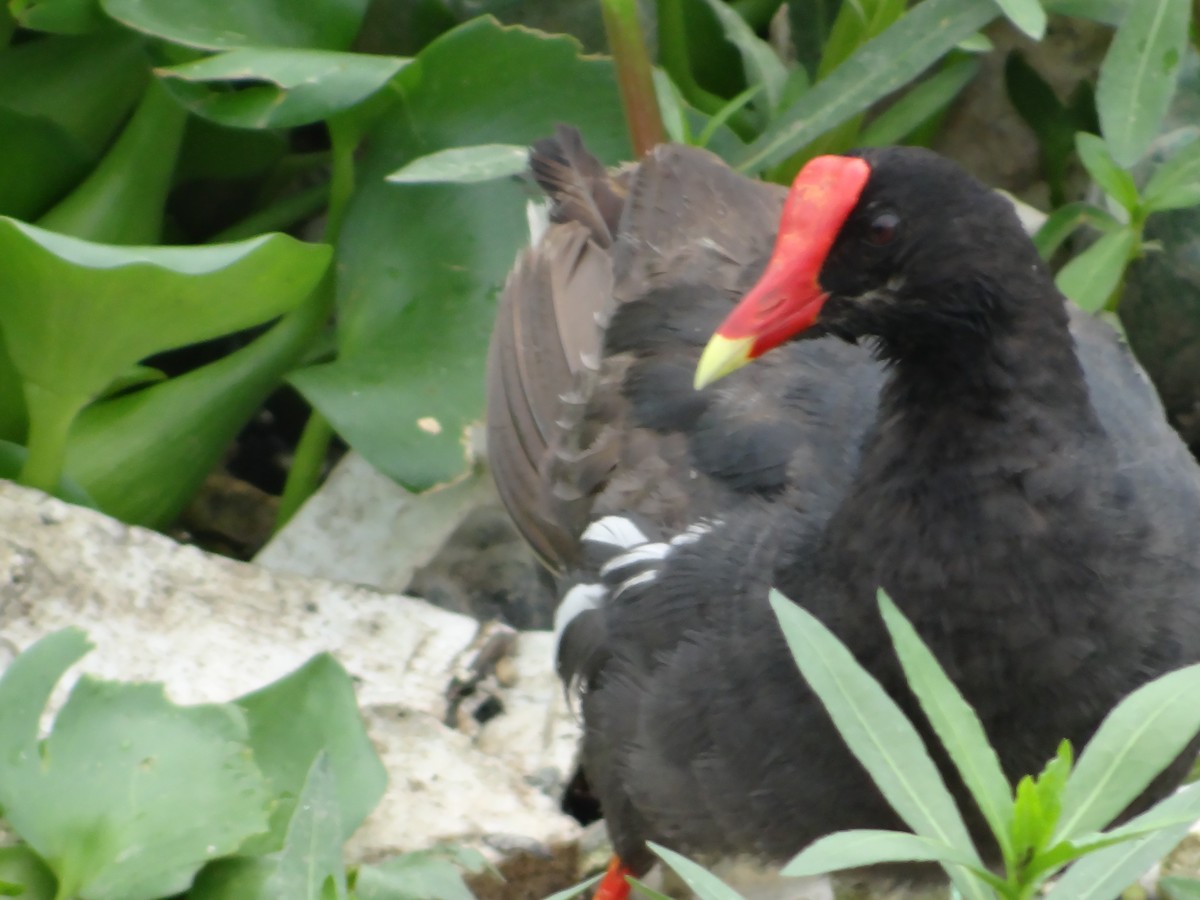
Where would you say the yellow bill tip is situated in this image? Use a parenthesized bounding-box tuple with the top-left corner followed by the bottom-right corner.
(694, 334, 754, 390)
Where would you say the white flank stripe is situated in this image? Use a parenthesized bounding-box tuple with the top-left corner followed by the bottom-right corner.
(553, 582, 607, 654)
(613, 570, 658, 600)
(600, 542, 671, 577)
(582, 515, 648, 549)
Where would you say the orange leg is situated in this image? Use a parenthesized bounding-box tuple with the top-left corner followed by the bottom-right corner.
(594, 855, 633, 900)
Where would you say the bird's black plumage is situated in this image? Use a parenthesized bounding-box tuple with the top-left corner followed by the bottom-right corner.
(486, 129, 1200, 875)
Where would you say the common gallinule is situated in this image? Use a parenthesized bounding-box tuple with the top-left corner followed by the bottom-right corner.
(486, 128, 1200, 897)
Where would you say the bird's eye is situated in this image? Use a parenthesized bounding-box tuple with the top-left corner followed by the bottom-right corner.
(867, 212, 900, 246)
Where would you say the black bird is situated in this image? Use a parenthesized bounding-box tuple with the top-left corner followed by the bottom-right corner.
(486, 128, 1200, 898)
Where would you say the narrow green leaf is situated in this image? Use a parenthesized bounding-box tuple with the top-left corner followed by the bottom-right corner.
(1055, 663, 1200, 839)
(697, 84, 763, 148)
(1054, 228, 1137, 312)
(1075, 132, 1141, 213)
(1044, 781, 1200, 899)
(1144, 134, 1200, 212)
(386, 145, 529, 185)
(1042, 0, 1125, 25)
(877, 591, 1014, 860)
(768, 590, 990, 900)
(698, 0, 787, 112)
(1033, 201, 1120, 260)
(859, 57, 979, 147)
(992, 0, 1047, 38)
(1010, 776, 1044, 860)
(737, 0, 998, 172)
(647, 843, 741, 900)
(956, 32, 994, 53)
(783, 829, 985, 877)
(627, 877, 674, 900)
(539, 875, 604, 900)
(1096, 0, 1191, 166)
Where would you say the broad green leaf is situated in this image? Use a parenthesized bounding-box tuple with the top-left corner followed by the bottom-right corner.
(992, 0, 1047, 38)
(768, 590, 991, 900)
(354, 847, 489, 900)
(1033, 201, 1120, 260)
(1054, 228, 1136, 312)
(1096, 0, 1191, 166)
(290, 19, 629, 490)
(1044, 781, 1200, 899)
(9, 0, 103, 34)
(100, 0, 369, 51)
(188, 858, 278, 900)
(158, 49, 409, 129)
(858, 56, 979, 147)
(738, 0, 998, 172)
(235, 654, 387, 855)
(0, 439, 96, 507)
(65, 289, 328, 527)
(648, 843, 741, 900)
(1075, 132, 1141, 213)
(270, 754, 347, 900)
(698, 0, 787, 113)
(877, 591, 1014, 859)
(0, 628, 91, 765)
(0, 30, 147, 219)
(0, 676, 270, 900)
(0, 847, 55, 899)
(1144, 134, 1200, 212)
(1162, 877, 1200, 899)
(39, 78, 187, 244)
(783, 830, 988, 878)
(1054, 662, 1200, 840)
(386, 144, 529, 185)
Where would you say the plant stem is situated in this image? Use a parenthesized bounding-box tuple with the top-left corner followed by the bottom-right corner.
(207, 182, 331, 244)
(0, 6, 16, 48)
(19, 385, 84, 495)
(275, 404, 334, 529)
(324, 116, 358, 246)
(600, 0, 665, 155)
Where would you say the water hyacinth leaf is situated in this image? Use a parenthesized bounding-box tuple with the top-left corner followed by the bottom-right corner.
(993, 0, 1047, 38)
(738, 0, 999, 173)
(386, 144, 530, 185)
(1143, 135, 1200, 212)
(858, 56, 980, 147)
(270, 754, 347, 900)
(235, 653, 387, 855)
(0, 219, 329, 409)
(188, 858, 278, 900)
(9, 0, 104, 34)
(1054, 662, 1200, 840)
(1095, 0, 1191, 167)
(648, 843, 742, 900)
(1161, 877, 1200, 899)
(100, 0, 369, 51)
(158, 49, 409, 129)
(0, 676, 270, 900)
(877, 591, 1014, 859)
(768, 591, 992, 900)
(0, 628, 91, 764)
(0, 846, 57, 900)
(698, 0, 787, 113)
(1075, 132, 1140, 213)
(290, 19, 629, 490)
(0, 440, 96, 507)
(1044, 781, 1200, 899)
(1033, 201, 1120, 260)
(784, 830, 989, 879)
(354, 847, 489, 900)
(1054, 227, 1136, 312)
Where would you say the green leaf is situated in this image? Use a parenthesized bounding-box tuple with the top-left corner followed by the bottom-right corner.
(1096, 0, 1191, 167)
(787, 0, 841, 79)
(290, 19, 629, 491)
(627, 877, 674, 900)
(698, 0, 787, 113)
(1161, 877, 1200, 900)
(0, 846, 57, 900)
(0, 440, 95, 507)
(65, 289, 329, 527)
(1054, 227, 1137, 312)
(0, 675, 270, 900)
(1042, 0, 1125, 25)
(1033, 201, 1120, 260)
(235, 654, 387, 856)
(1044, 781, 1200, 899)
(1144, 134, 1200, 212)
(0, 628, 92, 763)
(100, 0, 369, 51)
(1010, 775, 1044, 860)
(354, 846, 489, 900)
(738, 0, 999, 172)
(768, 590, 990, 900)
(157, 49, 409, 129)
(858, 56, 979, 148)
(783, 830, 988, 878)
(1054, 662, 1200, 839)
(1075, 132, 1141, 213)
(647, 843, 741, 900)
(992, 0, 1047, 38)
(386, 144, 530, 185)
(188, 858, 278, 900)
(876, 591, 1014, 860)
(9, 0, 103, 34)
(538, 875, 603, 900)
(270, 754, 347, 900)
